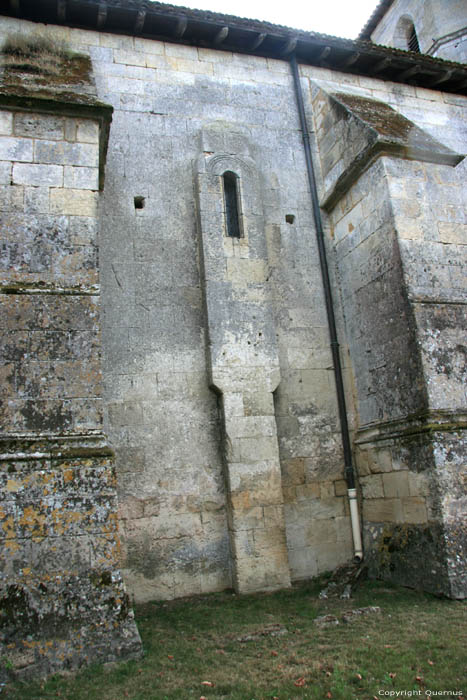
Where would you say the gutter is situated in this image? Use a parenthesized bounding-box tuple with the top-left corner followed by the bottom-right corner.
(289, 54, 363, 562)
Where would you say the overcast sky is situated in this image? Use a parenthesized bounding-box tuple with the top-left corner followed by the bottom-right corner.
(164, 0, 379, 39)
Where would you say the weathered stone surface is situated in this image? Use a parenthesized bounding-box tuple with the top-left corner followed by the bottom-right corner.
(0, 111, 13, 135)
(0, 10, 465, 676)
(0, 136, 33, 162)
(311, 80, 466, 598)
(0, 440, 142, 683)
(35, 140, 99, 168)
(50, 187, 98, 216)
(0, 46, 141, 683)
(13, 113, 65, 140)
(195, 127, 290, 594)
(64, 165, 99, 190)
(314, 614, 339, 627)
(313, 88, 462, 210)
(12, 162, 63, 187)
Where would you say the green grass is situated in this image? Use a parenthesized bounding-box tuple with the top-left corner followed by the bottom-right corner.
(5, 578, 467, 699)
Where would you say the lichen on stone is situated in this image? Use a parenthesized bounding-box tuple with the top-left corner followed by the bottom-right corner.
(0, 33, 99, 105)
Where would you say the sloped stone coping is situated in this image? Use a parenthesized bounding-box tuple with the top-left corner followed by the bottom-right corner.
(319, 91, 464, 211)
(0, 49, 113, 189)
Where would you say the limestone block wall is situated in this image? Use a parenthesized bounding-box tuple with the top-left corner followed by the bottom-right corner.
(0, 45, 142, 680)
(385, 156, 466, 597)
(0, 112, 101, 431)
(90, 36, 354, 598)
(0, 16, 362, 601)
(1, 15, 465, 607)
(305, 74, 466, 597)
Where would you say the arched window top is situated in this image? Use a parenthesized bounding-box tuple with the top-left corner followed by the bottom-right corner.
(223, 170, 242, 238)
(223, 169, 238, 186)
(393, 15, 421, 53)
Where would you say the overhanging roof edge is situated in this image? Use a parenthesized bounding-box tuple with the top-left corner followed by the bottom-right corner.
(358, 0, 395, 40)
(1, 0, 466, 95)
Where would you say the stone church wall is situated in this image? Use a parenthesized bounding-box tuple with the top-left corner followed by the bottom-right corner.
(0, 16, 361, 602)
(91, 37, 352, 601)
(0, 11, 465, 616)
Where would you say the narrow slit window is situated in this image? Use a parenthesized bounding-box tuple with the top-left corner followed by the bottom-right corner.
(223, 171, 241, 238)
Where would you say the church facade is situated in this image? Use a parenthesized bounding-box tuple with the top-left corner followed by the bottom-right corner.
(0, 0, 466, 680)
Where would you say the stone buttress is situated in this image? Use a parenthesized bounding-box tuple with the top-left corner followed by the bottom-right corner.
(310, 85, 466, 598)
(0, 42, 142, 680)
(194, 124, 291, 594)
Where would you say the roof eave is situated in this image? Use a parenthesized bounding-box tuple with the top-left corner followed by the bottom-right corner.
(2, 0, 466, 95)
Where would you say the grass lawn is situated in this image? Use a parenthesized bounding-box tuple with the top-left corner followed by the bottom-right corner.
(5, 577, 466, 699)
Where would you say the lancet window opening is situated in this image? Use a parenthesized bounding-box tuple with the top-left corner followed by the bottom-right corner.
(222, 170, 242, 238)
(408, 22, 421, 52)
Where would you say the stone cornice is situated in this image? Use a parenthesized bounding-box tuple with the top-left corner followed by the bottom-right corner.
(355, 410, 467, 445)
(0, 432, 115, 461)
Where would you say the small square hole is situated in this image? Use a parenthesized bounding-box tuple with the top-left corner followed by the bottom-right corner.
(134, 196, 145, 210)
(285, 214, 295, 224)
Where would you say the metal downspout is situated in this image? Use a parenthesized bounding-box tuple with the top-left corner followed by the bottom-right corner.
(289, 54, 363, 561)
